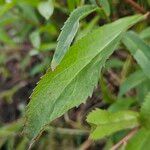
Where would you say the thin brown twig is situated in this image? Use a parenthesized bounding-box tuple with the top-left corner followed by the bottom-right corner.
(111, 127, 139, 150)
(124, 0, 146, 14)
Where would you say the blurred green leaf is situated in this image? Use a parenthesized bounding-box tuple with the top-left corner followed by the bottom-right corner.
(139, 27, 150, 40)
(86, 109, 140, 140)
(0, 119, 23, 137)
(0, 1, 15, 17)
(75, 15, 99, 41)
(98, 0, 111, 16)
(0, 28, 14, 45)
(30, 57, 50, 76)
(37, 0, 54, 20)
(20, 0, 41, 7)
(99, 74, 115, 104)
(105, 58, 123, 69)
(140, 92, 150, 129)
(119, 70, 147, 97)
(125, 128, 150, 150)
(39, 43, 56, 52)
(29, 30, 41, 49)
(16, 138, 28, 150)
(67, 0, 76, 12)
(123, 31, 150, 79)
(109, 98, 134, 112)
(0, 13, 18, 27)
(121, 55, 132, 82)
(136, 80, 150, 103)
(17, 2, 39, 25)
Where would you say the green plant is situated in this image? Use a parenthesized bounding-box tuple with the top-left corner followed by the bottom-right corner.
(0, 0, 150, 149)
(24, 1, 150, 149)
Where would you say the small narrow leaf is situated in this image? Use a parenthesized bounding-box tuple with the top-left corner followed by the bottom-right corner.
(51, 5, 98, 70)
(139, 27, 150, 40)
(119, 70, 147, 97)
(25, 15, 144, 140)
(0, 1, 15, 17)
(75, 15, 99, 41)
(140, 92, 150, 129)
(17, 2, 39, 24)
(0, 119, 23, 137)
(99, 74, 115, 104)
(108, 98, 134, 112)
(37, 0, 54, 20)
(122, 31, 150, 78)
(29, 30, 41, 49)
(98, 0, 110, 16)
(105, 58, 124, 70)
(0, 28, 14, 45)
(86, 109, 140, 140)
(67, 0, 76, 12)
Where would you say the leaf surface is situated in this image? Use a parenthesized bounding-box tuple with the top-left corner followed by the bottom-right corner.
(51, 5, 98, 70)
(125, 128, 150, 150)
(86, 109, 140, 140)
(108, 98, 134, 112)
(119, 70, 147, 97)
(29, 30, 41, 49)
(140, 92, 150, 129)
(139, 27, 150, 40)
(98, 0, 110, 16)
(37, 0, 54, 20)
(25, 15, 144, 139)
(122, 31, 150, 78)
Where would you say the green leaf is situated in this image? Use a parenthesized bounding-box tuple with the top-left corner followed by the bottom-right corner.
(139, 27, 150, 40)
(75, 15, 99, 41)
(29, 30, 41, 49)
(125, 128, 150, 150)
(0, 1, 15, 17)
(98, 0, 110, 16)
(105, 58, 124, 70)
(122, 31, 150, 78)
(25, 15, 144, 140)
(16, 138, 28, 150)
(86, 109, 140, 140)
(18, 0, 41, 7)
(99, 74, 115, 104)
(29, 57, 50, 76)
(67, 0, 76, 12)
(37, 0, 54, 20)
(136, 80, 150, 102)
(51, 5, 98, 70)
(17, 2, 39, 25)
(108, 98, 134, 112)
(140, 92, 150, 129)
(119, 70, 147, 97)
(39, 43, 56, 52)
(0, 119, 23, 137)
(0, 28, 14, 45)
